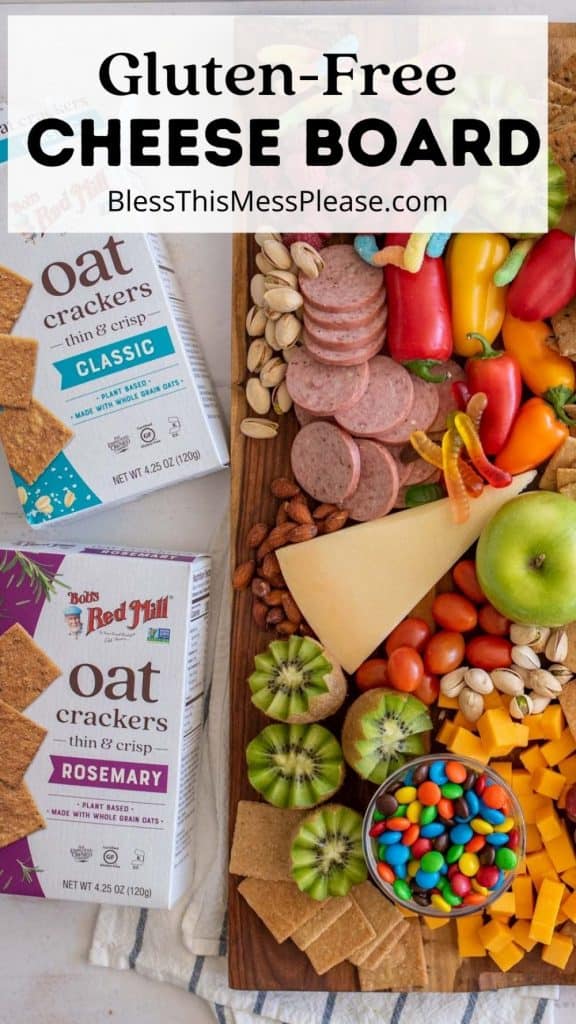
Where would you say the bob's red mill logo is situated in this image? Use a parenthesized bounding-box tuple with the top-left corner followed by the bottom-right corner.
(68, 591, 170, 635)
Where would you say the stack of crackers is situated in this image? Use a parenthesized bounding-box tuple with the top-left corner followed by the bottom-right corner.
(229, 801, 428, 991)
(539, 437, 576, 497)
(0, 623, 61, 852)
(549, 50, 576, 204)
(0, 265, 73, 487)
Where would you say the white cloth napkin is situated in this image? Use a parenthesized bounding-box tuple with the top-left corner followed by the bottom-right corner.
(90, 511, 559, 1024)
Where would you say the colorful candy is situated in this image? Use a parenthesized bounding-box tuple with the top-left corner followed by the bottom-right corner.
(368, 758, 521, 913)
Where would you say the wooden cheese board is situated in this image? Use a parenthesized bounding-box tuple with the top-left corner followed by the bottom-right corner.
(228, 24, 576, 993)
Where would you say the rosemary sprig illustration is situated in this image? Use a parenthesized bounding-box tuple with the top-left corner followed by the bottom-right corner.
(0, 551, 70, 602)
(17, 859, 43, 884)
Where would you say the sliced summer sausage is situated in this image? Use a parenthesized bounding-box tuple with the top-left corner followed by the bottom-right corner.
(335, 356, 414, 435)
(305, 291, 386, 331)
(347, 441, 400, 522)
(374, 377, 440, 445)
(290, 421, 361, 504)
(303, 332, 384, 367)
(300, 244, 384, 313)
(429, 359, 466, 434)
(286, 348, 370, 416)
(405, 456, 442, 485)
(303, 306, 388, 352)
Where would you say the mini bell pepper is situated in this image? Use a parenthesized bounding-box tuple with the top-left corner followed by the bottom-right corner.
(445, 233, 510, 357)
(385, 232, 453, 363)
(507, 229, 576, 321)
(502, 312, 575, 403)
(494, 397, 569, 474)
(465, 332, 522, 456)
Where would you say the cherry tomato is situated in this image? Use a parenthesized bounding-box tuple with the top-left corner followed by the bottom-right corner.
(355, 658, 388, 691)
(424, 631, 465, 675)
(414, 672, 439, 706)
(432, 593, 477, 632)
(387, 646, 424, 692)
(452, 559, 485, 604)
(466, 635, 512, 671)
(478, 603, 510, 637)
(385, 617, 432, 655)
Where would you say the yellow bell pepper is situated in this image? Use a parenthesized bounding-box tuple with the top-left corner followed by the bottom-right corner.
(502, 312, 575, 397)
(446, 234, 510, 357)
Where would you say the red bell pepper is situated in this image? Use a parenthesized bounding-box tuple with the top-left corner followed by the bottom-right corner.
(465, 332, 522, 456)
(507, 229, 576, 321)
(385, 232, 453, 366)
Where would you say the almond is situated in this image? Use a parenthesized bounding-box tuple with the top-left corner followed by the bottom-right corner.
(266, 606, 284, 629)
(252, 600, 268, 629)
(276, 502, 290, 526)
(257, 521, 295, 558)
(251, 577, 270, 600)
(277, 619, 298, 635)
(260, 552, 284, 585)
(287, 496, 313, 524)
(232, 560, 255, 590)
(265, 588, 286, 607)
(246, 522, 269, 549)
(313, 503, 338, 520)
(282, 592, 302, 625)
(271, 477, 300, 499)
(288, 523, 318, 543)
(323, 509, 349, 533)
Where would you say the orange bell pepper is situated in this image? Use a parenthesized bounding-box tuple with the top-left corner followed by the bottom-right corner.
(446, 234, 510, 357)
(502, 312, 575, 398)
(495, 398, 569, 475)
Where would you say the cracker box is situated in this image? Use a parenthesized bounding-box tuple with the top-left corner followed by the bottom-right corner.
(0, 542, 210, 908)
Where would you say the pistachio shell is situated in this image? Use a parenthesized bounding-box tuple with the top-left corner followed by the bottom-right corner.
(290, 241, 325, 279)
(264, 287, 303, 314)
(240, 417, 279, 439)
(509, 623, 549, 647)
(511, 645, 541, 670)
(250, 274, 267, 307)
(272, 381, 293, 414)
(247, 338, 273, 373)
(262, 239, 292, 270)
(246, 377, 272, 415)
(464, 668, 494, 695)
(260, 357, 287, 389)
(490, 669, 524, 696)
(264, 270, 298, 291)
(545, 629, 569, 664)
(458, 687, 484, 723)
(275, 312, 301, 349)
(549, 663, 574, 685)
(265, 317, 279, 350)
(510, 693, 533, 720)
(530, 694, 552, 714)
(255, 252, 277, 275)
(246, 305, 268, 337)
(527, 668, 562, 698)
(440, 668, 467, 697)
(254, 231, 282, 246)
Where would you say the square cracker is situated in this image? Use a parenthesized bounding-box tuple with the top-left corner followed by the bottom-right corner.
(0, 400, 73, 484)
(291, 895, 351, 950)
(305, 901, 375, 976)
(0, 780, 45, 849)
(0, 266, 32, 334)
(552, 297, 576, 357)
(238, 878, 319, 944)
(358, 920, 428, 992)
(0, 336, 38, 408)
(352, 918, 410, 970)
(0, 699, 46, 788)
(229, 801, 306, 882)
(557, 468, 576, 489)
(550, 123, 576, 201)
(348, 882, 407, 966)
(539, 436, 576, 491)
(560, 679, 576, 739)
(0, 623, 61, 711)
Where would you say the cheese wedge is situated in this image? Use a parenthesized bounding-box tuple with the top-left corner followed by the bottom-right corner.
(277, 473, 535, 673)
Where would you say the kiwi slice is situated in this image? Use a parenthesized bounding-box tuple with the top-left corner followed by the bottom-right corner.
(248, 636, 347, 724)
(342, 688, 432, 785)
(291, 804, 367, 901)
(246, 722, 345, 808)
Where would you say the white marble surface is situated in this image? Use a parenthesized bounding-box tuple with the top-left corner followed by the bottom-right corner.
(0, 234, 228, 1024)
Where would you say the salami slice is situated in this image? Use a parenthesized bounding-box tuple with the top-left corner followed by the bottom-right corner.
(347, 441, 400, 522)
(374, 377, 440, 445)
(429, 359, 466, 434)
(290, 422, 361, 504)
(300, 244, 384, 313)
(334, 356, 414, 435)
(294, 403, 319, 426)
(405, 456, 442, 485)
(304, 332, 384, 367)
(305, 291, 386, 331)
(387, 444, 419, 485)
(303, 307, 388, 352)
(286, 348, 369, 416)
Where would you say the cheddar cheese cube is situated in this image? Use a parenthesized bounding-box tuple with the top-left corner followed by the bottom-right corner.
(540, 704, 565, 741)
(529, 878, 566, 945)
(453, 710, 479, 733)
(511, 920, 537, 952)
(479, 919, 513, 953)
(519, 793, 552, 825)
(559, 755, 576, 784)
(488, 891, 515, 917)
(561, 891, 576, 924)
(526, 850, 559, 888)
(456, 915, 485, 957)
(512, 876, 534, 919)
(533, 767, 567, 801)
(544, 826, 576, 873)
(437, 719, 458, 746)
(527, 714, 547, 742)
(541, 933, 574, 970)
(488, 941, 525, 972)
(536, 806, 563, 843)
(447, 727, 490, 763)
(438, 693, 459, 710)
(493, 761, 513, 785)
(526, 824, 543, 853)
(542, 729, 576, 767)
(423, 915, 450, 930)
(483, 690, 504, 710)
(561, 868, 576, 889)
(520, 745, 547, 774)
(512, 771, 533, 796)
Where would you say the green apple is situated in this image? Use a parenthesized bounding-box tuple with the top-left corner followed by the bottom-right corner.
(476, 491, 576, 627)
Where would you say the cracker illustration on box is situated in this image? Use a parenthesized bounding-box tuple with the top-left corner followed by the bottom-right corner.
(0, 622, 61, 711)
(0, 400, 74, 485)
(0, 265, 31, 334)
(0, 335, 38, 408)
(0, 700, 46, 789)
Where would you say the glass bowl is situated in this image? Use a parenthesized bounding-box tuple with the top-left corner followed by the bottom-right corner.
(362, 754, 526, 918)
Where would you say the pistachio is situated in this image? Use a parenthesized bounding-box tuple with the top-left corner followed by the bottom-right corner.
(545, 628, 569, 664)
(265, 317, 280, 350)
(490, 668, 525, 696)
(260, 356, 287, 388)
(458, 687, 484, 723)
(264, 270, 299, 291)
(264, 287, 303, 314)
(509, 623, 550, 650)
(255, 251, 277, 275)
(290, 241, 325, 279)
(511, 645, 541, 670)
(254, 231, 282, 247)
(240, 417, 279, 439)
(275, 312, 301, 349)
(262, 239, 292, 270)
(463, 668, 494, 695)
(530, 694, 552, 714)
(549, 663, 574, 685)
(272, 380, 293, 415)
(440, 667, 467, 697)
(246, 305, 268, 337)
(527, 668, 563, 698)
(510, 693, 534, 720)
(246, 377, 272, 415)
(247, 338, 273, 373)
(250, 274, 267, 307)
